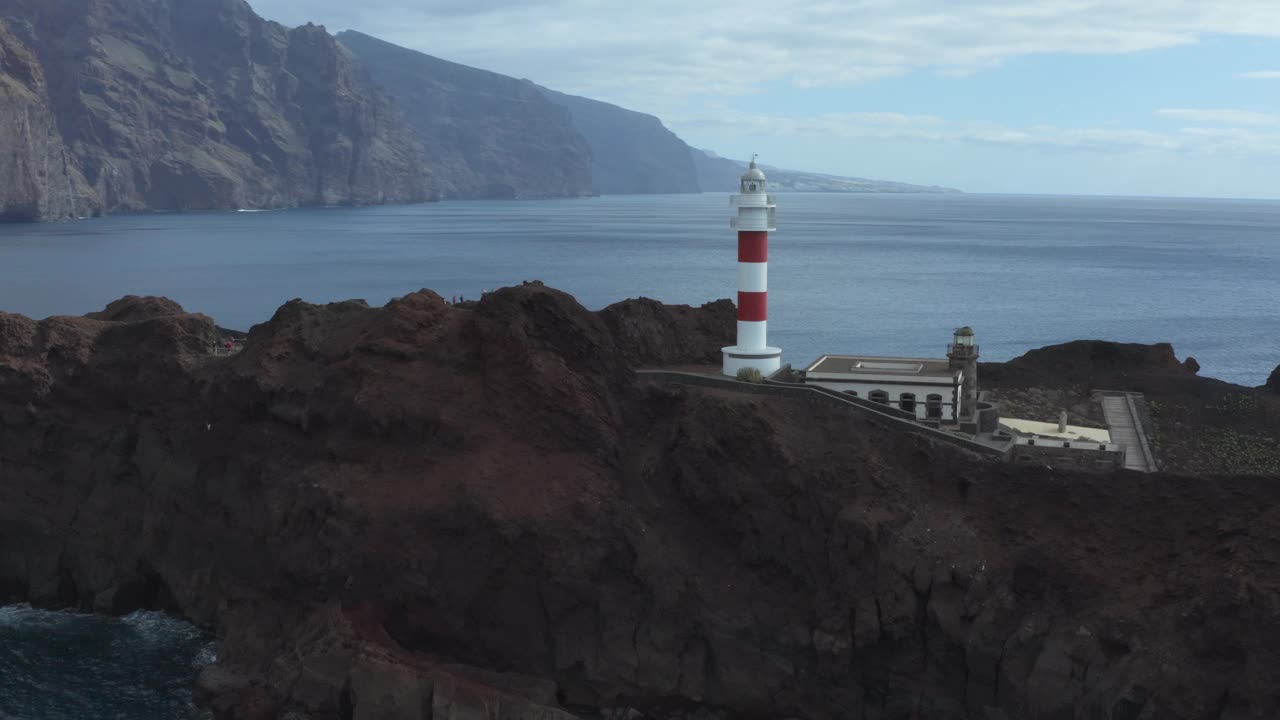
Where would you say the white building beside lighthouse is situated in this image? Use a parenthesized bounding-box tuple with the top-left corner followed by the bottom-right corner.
(723, 157, 783, 377)
(799, 327, 981, 423)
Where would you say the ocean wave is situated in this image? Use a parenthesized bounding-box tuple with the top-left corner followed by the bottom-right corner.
(0, 604, 215, 720)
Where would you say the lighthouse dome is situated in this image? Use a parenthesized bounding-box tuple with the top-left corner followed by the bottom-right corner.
(740, 156, 766, 193)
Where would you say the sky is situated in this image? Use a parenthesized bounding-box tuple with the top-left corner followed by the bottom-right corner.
(247, 0, 1280, 198)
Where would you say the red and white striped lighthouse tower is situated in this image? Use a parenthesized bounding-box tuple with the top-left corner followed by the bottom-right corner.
(723, 156, 782, 376)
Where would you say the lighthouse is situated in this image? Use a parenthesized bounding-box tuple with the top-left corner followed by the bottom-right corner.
(947, 326, 980, 419)
(723, 157, 782, 377)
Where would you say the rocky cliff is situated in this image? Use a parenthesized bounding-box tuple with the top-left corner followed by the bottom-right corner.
(0, 0, 431, 219)
(538, 86, 701, 195)
(3, 285, 1280, 719)
(0, 18, 98, 221)
(336, 31, 593, 201)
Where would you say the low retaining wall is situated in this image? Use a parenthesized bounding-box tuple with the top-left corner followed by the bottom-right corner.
(1010, 438, 1124, 472)
(636, 370, 1007, 459)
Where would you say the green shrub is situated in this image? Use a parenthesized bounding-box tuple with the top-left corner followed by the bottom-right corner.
(736, 367, 764, 383)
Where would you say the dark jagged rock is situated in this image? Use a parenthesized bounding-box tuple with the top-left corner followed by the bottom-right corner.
(3, 286, 1280, 720)
(1184, 356, 1201, 374)
(337, 31, 594, 201)
(85, 295, 186, 323)
(1266, 365, 1280, 394)
(599, 296, 735, 366)
(982, 339, 1195, 389)
(0, 0, 430, 220)
(538, 86, 701, 195)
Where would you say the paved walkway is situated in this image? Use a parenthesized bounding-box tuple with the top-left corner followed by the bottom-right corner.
(1101, 394, 1153, 472)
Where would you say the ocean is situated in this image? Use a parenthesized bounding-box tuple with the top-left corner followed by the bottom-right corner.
(0, 191, 1278, 713)
(0, 605, 214, 719)
(0, 192, 1277, 385)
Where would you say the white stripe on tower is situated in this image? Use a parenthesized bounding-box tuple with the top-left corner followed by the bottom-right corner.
(737, 320, 767, 350)
(737, 262, 768, 293)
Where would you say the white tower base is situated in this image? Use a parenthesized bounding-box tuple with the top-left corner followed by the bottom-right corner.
(722, 346, 782, 377)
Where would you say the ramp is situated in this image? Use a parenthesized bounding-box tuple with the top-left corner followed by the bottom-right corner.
(1100, 393, 1154, 472)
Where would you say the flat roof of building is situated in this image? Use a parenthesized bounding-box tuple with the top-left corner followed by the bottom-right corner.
(1000, 418, 1112, 444)
(806, 354, 960, 379)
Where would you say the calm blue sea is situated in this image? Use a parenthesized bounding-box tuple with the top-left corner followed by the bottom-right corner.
(0, 605, 214, 720)
(0, 192, 1277, 385)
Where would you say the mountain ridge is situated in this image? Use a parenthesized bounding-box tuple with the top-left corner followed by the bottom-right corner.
(693, 147, 961, 194)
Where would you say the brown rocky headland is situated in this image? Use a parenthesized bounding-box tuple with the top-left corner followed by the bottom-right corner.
(1, 284, 1278, 720)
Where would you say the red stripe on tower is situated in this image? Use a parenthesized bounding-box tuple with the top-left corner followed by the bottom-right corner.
(737, 291, 767, 322)
(737, 231, 768, 262)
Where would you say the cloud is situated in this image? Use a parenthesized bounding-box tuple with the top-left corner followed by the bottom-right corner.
(244, 0, 1280, 107)
(671, 110, 1280, 157)
(1239, 70, 1280, 79)
(1154, 108, 1279, 126)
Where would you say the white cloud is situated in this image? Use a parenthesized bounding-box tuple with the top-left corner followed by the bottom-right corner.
(1154, 108, 1279, 126)
(1239, 70, 1280, 79)
(245, 0, 1280, 107)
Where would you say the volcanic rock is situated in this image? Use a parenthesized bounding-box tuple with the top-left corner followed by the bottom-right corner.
(3, 285, 1280, 720)
(1266, 365, 1280, 394)
(86, 295, 186, 323)
(1184, 356, 1201, 374)
(982, 339, 1195, 388)
(599, 295, 736, 366)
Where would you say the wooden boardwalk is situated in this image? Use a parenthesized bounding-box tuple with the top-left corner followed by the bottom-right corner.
(1101, 394, 1153, 472)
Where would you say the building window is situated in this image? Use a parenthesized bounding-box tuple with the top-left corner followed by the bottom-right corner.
(869, 390, 889, 405)
(926, 394, 943, 419)
(899, 393, 916, 413)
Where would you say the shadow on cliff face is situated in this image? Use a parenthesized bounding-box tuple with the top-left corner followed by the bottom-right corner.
(2, 285, 1280, 720)
(0, 204, 40, 223)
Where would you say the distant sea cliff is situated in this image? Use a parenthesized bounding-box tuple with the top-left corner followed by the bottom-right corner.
(0, 0, 956, 222)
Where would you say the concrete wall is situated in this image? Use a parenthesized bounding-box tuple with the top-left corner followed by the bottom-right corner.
(803, 380, 959, 421)
(799, 384, 919, 421)
(1010, 438, 1124, 472)
(975, 402, 1001, 434)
